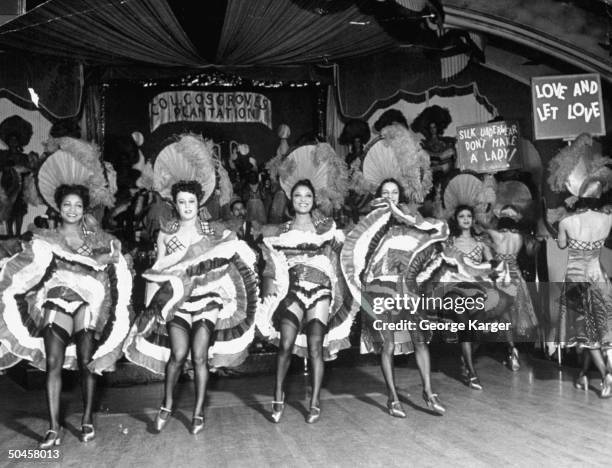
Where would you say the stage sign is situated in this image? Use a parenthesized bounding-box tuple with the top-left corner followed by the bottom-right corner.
(456, 120, 522, 174)
(531, 73, 605, 140)
(149, 91, 273, 132)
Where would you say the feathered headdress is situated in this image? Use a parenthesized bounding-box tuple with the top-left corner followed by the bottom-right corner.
(547, 133, 612, 205)
(278, 142, 349, 215)
(358, 123, 433, 203)
(153, 133, 216, 205)
(37, 137, 116, 211)
(443, 173, 496, 225)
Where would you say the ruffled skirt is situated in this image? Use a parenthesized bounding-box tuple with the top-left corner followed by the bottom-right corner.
(256, 249, 356, 360)
(0, 239, 133, 373)
(123, 239, 259, 374)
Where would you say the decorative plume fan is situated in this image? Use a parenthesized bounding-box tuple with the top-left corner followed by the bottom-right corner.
(362, 124, 433, 203)
(153, 134, 216, 205)
(443, 173, 483, 215)
(38, 150, 91, 211)
(278, 143, 349, 214)
(494, 180, 535, 222)
(362, 138, 402, 193)
(443, 173, 497, 226)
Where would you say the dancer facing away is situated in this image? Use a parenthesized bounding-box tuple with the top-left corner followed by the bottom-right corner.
(486, 205, 539, 371)
(557, 193, 612, 396)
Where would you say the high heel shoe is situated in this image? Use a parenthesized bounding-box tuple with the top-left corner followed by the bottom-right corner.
(600, 373, 612, 398)
(422, 392, 446, 415)
(574, 373, 588, 390)
(305, 406, 321, 424)
(508, 348, 520, 372)
(154, 406, 172, 432)
(466, 373, 483, 391)
(190, 415, 204, 435)
(387, 400, 407, 418)
(39, 428, 63, 449)
(80, 424, 95, 442)
(271, 393, 285, 423)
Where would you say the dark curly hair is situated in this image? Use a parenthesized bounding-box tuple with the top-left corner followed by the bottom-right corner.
(375, 178, 406, 204)
(374, 109, 409, 132)
(171, 180, 203, 203)
(288, 179, 316, 216)
(54, 184, 90, 211)
(49, 118, 81, 139)
(411, 105, 452, 138)
(449, 204, 477, 237)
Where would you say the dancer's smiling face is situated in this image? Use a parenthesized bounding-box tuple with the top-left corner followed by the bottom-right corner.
(175, 191, 198, 221)
(292, 185, 314, 215)
(380, 181, 400, 205)
(456, 208, 473, 231)
(60, 194, 84, 225)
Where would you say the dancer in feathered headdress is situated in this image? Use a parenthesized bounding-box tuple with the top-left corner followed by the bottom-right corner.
(255, 142, 355, 424)
(422, 172, 522, 386)
(341, 121, 449, 416)
(0, 139, 132, 447)
(547, 134, 612, 397)
(122, 134, 259, 434)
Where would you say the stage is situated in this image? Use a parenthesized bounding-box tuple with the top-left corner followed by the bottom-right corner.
(0, 354, 610, 467)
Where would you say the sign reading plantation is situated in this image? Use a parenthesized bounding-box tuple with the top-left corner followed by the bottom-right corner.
(456, 120, 522, 173)
(149, 90, 273, 132)
(531, 73, 605, 140)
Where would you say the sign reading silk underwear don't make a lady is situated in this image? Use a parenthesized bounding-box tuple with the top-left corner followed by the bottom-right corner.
(149, 91, 273, 132)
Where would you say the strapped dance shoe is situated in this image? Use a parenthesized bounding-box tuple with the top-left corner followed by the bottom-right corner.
(422, 392, 446, 415)
(80, 424, 95, 443)
(271, 393, 285, 423)
(191, 415, 205, 435)
(574, 373, 588, 391)
(387, 400, 407, 418)
(600, 374, 612, 399)
(466, 373, 483, 391)
(39, 428, 63, 449)
(305, 406, 321, 424)
(154, 406, 172, 432)
(508, 348, 520, 372)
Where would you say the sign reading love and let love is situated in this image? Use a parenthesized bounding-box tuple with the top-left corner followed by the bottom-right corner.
(149, 91, 273, 132)
(531, 73, 605, 140)
(456, 120, 523, 174)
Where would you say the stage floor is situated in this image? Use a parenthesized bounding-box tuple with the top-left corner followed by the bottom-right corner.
(0, 355, 610, 467)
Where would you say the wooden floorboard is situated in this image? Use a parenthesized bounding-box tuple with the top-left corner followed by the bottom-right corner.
(0, 355, 610, 467)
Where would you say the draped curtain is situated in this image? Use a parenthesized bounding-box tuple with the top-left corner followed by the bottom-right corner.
(0, 0, 204, 66)
(216, 0, 396, 65)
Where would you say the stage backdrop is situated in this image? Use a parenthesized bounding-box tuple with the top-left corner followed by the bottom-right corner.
(104, 82, 322, 165)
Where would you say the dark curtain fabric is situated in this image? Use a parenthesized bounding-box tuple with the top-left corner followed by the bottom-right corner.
(0, 52, 82, 119)
(83, 81, 103, 145)
(216, 0, 396, 65)
(0, 0, 204, 66)
(98, 65, 334, 85)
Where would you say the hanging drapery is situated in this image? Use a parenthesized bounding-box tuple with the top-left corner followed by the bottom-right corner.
(0, 53, 82, 119)
(216, 0, 396, 65)
(0, 0, 204, 66)
(326, 84, 347, 160)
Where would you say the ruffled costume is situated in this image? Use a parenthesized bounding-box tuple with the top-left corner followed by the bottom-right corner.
(123, 227, 259, 374)
(0, 228, 133, 373)
(341, 204, 448, 354)
(558, 231, 612, 349)
(256, 217, 357, 360)
(419, 237, 513, 342)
